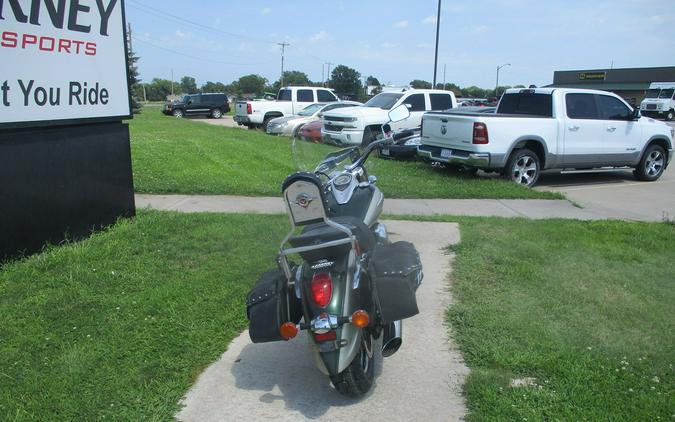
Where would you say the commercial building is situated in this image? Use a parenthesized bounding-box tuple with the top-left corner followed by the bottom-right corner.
(549, 66, 675, 106)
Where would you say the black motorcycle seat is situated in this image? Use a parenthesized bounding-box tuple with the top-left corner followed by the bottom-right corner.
(288, 216, 376, 253)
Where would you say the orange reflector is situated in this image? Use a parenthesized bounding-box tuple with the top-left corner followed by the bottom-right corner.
(279, 322, 298, 340)
(351, 310, 370, 328)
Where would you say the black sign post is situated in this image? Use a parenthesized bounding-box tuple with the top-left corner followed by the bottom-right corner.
(0, 0, 135, 260)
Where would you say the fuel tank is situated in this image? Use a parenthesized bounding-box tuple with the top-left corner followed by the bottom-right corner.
(325, 184, 383, 227)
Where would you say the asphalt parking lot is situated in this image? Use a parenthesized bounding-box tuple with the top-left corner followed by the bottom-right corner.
(535, 121, 675, 221)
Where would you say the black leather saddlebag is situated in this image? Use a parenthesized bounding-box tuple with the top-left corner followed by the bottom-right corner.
(370, 241, 423, 324)
(246, 269, 302, 343)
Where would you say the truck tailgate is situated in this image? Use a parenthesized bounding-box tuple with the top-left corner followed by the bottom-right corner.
(422, 113, 478, 150)
(235, 101, 249, 116)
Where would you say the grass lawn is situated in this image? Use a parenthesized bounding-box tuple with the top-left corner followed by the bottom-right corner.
(4, 212, 670, 420)
(129, 105, 562, 200)
(443, 217, 675, 420)
(0, 211, 287, 421)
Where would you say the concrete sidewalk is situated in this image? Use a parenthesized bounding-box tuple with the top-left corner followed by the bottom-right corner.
(136, 194, 612, 220)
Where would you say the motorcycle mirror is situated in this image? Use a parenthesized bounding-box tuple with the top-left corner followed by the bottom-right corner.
(388, 104, 410, 123)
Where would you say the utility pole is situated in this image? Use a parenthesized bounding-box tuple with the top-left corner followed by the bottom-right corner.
(325, 62, 333, 88)
(495, 63, 510, 97)
(442, 63, 446, 90)
(127, 23, 133, 54)
(278, 42, 290, 87)
(321, 63, 324, 87)
(171, 68, 174, 96)
(432, 0, 442, 87)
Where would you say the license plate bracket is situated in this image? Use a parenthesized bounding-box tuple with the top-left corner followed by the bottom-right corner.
(440, 149, 452, 158)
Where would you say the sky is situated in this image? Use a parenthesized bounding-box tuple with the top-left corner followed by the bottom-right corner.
(125, 0, 675, 90)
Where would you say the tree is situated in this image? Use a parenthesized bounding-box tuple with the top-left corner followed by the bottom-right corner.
(180, 76, 198, 94)
(126, 33, 142, 112)
(201, 81, 228, 93)
(271, 70, 312, 92)
(461, 86, 490, 98)
(410, 79, 432, 89)
(330, 65, 361, 99)
(237, 74, 267, 95)
(144, 78, 173, 101)
(366, 75, 381, 86)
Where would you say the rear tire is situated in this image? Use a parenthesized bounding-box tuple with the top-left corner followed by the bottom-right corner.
(211, 108, 223, 119)
(330, 333, 375, 397)
(634, 144, 666, 181)
(504, 148, 541, 187)
(666, 110, 674, 121)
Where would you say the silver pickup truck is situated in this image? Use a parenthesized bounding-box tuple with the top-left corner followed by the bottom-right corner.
(419, 88, 673, 186)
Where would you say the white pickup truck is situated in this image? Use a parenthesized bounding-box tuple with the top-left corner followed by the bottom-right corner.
(321, 89, 456, 146)
(234, 86, 339, 130)
(418, 88, 674, 186)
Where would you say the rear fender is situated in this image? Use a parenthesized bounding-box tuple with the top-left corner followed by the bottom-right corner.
(300, 251, 368, 375)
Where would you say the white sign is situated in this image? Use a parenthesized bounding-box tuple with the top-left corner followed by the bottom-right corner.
(0, 0, 131, 127)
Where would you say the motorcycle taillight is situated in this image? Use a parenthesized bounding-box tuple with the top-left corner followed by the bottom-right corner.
(311, 272, 333, 307)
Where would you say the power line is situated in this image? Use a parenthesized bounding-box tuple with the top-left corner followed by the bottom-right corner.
(132, 35, 272, 66)
(127, 0, 329, 64)
(127, 0, 275, 45)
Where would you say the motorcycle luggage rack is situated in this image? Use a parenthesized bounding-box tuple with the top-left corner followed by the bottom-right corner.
(277, 173, 356, 283)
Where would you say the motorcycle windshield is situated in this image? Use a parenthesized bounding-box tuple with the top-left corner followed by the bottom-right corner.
(291, 129, 384, 178)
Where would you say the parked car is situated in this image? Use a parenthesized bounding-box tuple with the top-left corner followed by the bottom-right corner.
(234, 86, 340, 130)
(377, 127, 422, 160)
(162, 93, 230, 118)
(266, 101, 361, 137)
(418, 87, 673, 186)
(298, 119, 323, 143)
(322, 89, 457, 146)
(640, 82, 675, 121)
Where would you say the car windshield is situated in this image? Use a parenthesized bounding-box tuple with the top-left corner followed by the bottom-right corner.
(181, 95, 190, 102)
(645, 89, 660, 99)
(658, 89, 674, 99)
(363, 93, 403, 110)
(298, 103, 324, 116)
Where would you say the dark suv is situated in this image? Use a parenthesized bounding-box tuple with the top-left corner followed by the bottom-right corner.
(162, 93, 230, 118)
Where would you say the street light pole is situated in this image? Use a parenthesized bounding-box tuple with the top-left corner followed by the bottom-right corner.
(495, 63, 510, 96)
(432, 0, 442, 87)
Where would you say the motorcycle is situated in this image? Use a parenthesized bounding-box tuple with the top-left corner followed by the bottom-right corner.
(246, 104, 423, 397)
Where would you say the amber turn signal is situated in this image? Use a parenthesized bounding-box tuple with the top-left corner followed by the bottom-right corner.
(351, 310, 370, 328)
(279, 322, 298, 340)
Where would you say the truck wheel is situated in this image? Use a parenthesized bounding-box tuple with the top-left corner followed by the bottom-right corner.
(172, 109, 184, 118)
(293, 124, 304, 139)
(666, 110, 674, 121)
(634, 144, 666, 181)
(211, 108, 223, 119)
(361, 127, 375, 148)
(262, 117, 275, 132)
(504, 149, 540, 187)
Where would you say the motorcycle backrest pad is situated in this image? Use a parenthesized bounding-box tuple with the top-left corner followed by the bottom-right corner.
(246, 269, 302, 343)
(370, 241, 423, 324)
(282, 172, 327, 226)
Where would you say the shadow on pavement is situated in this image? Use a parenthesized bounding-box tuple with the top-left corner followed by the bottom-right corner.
(230, 331, 383, 419)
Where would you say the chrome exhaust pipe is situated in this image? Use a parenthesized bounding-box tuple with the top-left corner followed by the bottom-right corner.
(381, 320, 402, 357)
